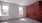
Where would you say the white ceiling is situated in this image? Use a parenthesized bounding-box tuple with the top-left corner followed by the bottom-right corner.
(0, 0, 41, 6)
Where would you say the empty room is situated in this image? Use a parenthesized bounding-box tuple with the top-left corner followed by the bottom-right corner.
(0, 0, 42, 23)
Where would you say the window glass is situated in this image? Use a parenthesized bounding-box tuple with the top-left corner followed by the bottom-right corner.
(2, 5, 9, 12)
(19, 6, 23, 15)
(2, 5, 9, 16)
(0, 4, 1, 16)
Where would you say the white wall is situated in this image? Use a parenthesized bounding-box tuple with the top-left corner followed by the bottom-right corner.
(9, 3, 26, 19)
(23, 6, 26, 17)
(0, 2, 26, 20)
(9, 3, 19, 18)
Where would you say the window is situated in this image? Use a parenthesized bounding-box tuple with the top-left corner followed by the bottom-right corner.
(0, 4, 1, 16)
(2, 5, 9, 16)
(0, 4, 9, 16)
(2, 5, 9, 12)
(19, 6, 23, 15)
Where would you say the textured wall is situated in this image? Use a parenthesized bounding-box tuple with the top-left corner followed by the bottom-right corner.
(26, 1, 42, 22)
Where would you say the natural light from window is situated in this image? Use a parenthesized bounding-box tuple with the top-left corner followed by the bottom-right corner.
(2, 5, 9, 16)
(2, 5, 9, 12)
(1, 22, 7, 23)
(19, 6, 23, 15)
(0, 5, 1, 16)
(0, 4, 9, 16)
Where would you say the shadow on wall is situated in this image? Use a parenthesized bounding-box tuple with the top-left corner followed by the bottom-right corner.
(26, 1, 42, 22)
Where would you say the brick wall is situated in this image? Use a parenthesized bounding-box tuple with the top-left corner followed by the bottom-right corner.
(26, 1, 42, 22)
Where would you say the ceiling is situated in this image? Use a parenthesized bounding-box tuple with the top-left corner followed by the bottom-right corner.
(0, 0, 41, 6)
